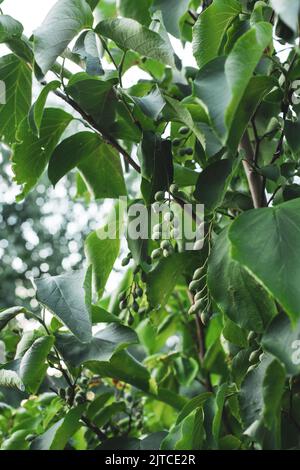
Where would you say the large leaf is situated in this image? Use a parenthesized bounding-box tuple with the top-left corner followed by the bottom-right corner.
(31, 405, 85, 450)
(48, 132, 126, 198)
(55, 324, 137, 366)
(66, 74, 118, 127)
(118, 0, 152, 25)
(194, 159, 233, 212)
(0, 15, 23, 42)
(138, 131, 173, 204)
(262, 359, 285, 430)
(161, 408, 204, 450)
(19, 336, 54, 394)
(262, 314, 300, 376)
(194, 23, 272, 144)
(12, 108, 73, 199)
(28, 81, 60, 137)
(73, 30, 104, 76)
(270, 0, 300, 32)
(0, 306, 26, 331)
(208, 227, 276, 332)
(35, 270, 93, 343)
(146, 252, 204, 308)
(85, 204, 123, 298)
(33, 0, 94, 75)
(96, 18, 175, 67)
(152, 0, 190, 38)
(192, 0, 241, 69)
(229, 198, 300, 324)
(0, 54, 32, 144)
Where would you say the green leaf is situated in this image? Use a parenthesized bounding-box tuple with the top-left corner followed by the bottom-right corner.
(35, 270, 93, 343)
(161, 408, 204, 450)
(34, 0, 94, 75)
(0, 54, 32, 144)
(194, 23, 272, 144)
(262, 359, 285, 429)
(48, 132, 126, 198)
(138, 131, 173, 204)
(95, 18, 175, 67)
(262, 313, 300, 376)
(31, 405, 85, 450)
(192, 0, 241, 69)
(163, 95, 206, 148)
(152, 0, 190, 38)
(239, 354, 273, 428)
(0, 361, 24, 391)
(85, 204, 122, 298)
(28, 81, 60, 136)
(0, 15, 23, 42)
(1, 430, 29, 450)
(212, 383, 228, 443)
(194, 159, 233, 212)
(19, 336, 54, 394)
(270, 0, 300, 32)
(146, 252, 204, 308)
(229, 198, 300, 324)
(12, 108, 73, 199)
(131, 86, 165, 121)
(173, 164, 199, 187)
(73, 30, 104, 76)
(118, 0, 152, 25)
(66, 74, 118, 128)
(91, 305, 121, 323)
(55, 324, 138, 366)
(0, 306, 26, 331)
(223, 318, 248, 348)
(208, 227, 276, 332)
(284, 117, 300, 155)
(176, 392, 212, 424)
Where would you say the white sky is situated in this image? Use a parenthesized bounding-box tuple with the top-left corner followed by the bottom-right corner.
(2, 0, 57, 35)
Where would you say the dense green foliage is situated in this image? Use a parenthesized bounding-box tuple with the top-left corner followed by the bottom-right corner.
(1, 0, 300, 451)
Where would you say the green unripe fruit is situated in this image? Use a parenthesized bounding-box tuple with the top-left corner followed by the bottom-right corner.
(246, 364, 257, 374)
(154, 191, 165, 202)
(173, 138, 181, 146)
(249, 349, 261, 364)
(151, 248, 162, 260)
(194, 298, 206, 313)
(160, 240, 171, 250)
(136, 287, 143, 297)
(163, 249, 170, 258)
(152, 232, 161, 241)
(179, 148, 187, 157)
(193, 267, 203, 280)
(119, 299, 128, 310)
(179, 126, 189, 135)
(247, 331, 256, 343)
(259, 353, 264, 362)
(153, 223, 162, 233)
(188, 304, 196, 315)
(169, 183, 179, 194)
(25, 434, 36, 442)
(194, 291, 203, 301)
(121, 256, 130, 267)
(189, 279, 202, 293)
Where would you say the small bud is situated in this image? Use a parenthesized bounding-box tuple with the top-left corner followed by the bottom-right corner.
(163, 249, 170, 258)
(121, 256, 130, 267)
(249, 349, 261, 364)
(164, 211, 174, 223)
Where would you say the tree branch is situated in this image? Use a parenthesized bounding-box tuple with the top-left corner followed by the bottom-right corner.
(240, 131, 267, 208)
